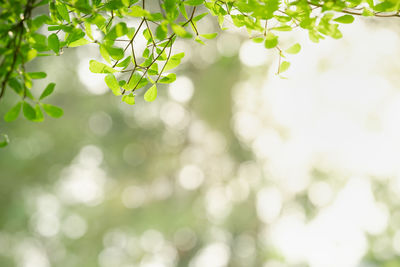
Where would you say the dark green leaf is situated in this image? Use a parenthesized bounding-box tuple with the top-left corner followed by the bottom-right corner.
(0, 134, 9, 148)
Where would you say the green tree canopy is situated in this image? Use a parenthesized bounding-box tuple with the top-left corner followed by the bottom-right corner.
(0, 0, 399, 146)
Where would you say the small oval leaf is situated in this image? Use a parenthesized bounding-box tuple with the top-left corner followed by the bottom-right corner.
(286, 43, 301, 54)
(48, 33, 60, 54)
(104, 74, 121, 96)
(279, 61, 291, 73)
(39, 83, 56, 100)
(264, 32, 278, 49)
(23, 102, 37, 121)
(42, 104, 63, 118)
(28, 72, 47, 79)
(144, 84, 157, 102)
(333, 15, 354, 24)
(4, 102, 22, 122)
(121, 93, 135, 105)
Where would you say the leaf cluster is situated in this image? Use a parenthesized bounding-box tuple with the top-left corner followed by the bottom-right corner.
(0, 0, 399, 146)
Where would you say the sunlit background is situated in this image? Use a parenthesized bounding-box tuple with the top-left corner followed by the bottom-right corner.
(1, 9, 400, 267)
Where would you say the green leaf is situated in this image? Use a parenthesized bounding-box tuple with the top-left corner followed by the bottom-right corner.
(333, 15, 355, 24)
(48, 33, 60, 54)
(171, 24, 192, 38)
(56, 3, 70, 22)
(184, 0, 203, 5)
(128, 6, 150, 17)
(279, 61, 290, 73)
(84, 22, 93, 40)
(144, 84, 157, 102)
(193, 12, 208, 22)
(286, 43, 301, 54)
(164, 53, 184, 71)
(23, 102, 37, 121)
(159, 73, 176, 84)
(195, 36, 206, 45)
(156, 25, 168, 40)
(362, 8, 374, 16)
(69, 38, 91, 47)
(264, 32, 278, 49)
(89, 60, 116, 73)
(147, 13, 163, 21)
(28, 72, 47, 79)
(179, 3, 188, 19)
(200, 33, 218, 39)
(26, 49, 37, 62)
(116, 56, 132, 69)
(100, 45, 111, 64)
(0, 134, 9, 148)
(271, 25, 292, 31)
(33, 105, 44, 122)
(39, 83, 56, 100)
(105, 22, 128, 40)
(105, 74, 121, 96)
(42, 104, 63, 118)
(148, 63, 159, 75)
(106, 46, 124, 60)
(4, 102, 22, 122)
(127, 27, 136, 39)
(252, 37, 264, 43)
(125, 73, 148, 90)
(8, 78, 23, 96)
(122, 93, 135, 105)
(65, 28, 85, 45)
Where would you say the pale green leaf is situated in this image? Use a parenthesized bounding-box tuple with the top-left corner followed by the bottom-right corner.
(89, 60, 116, 73)
(286, 43, 301, 54)
(279, 61, 291, 73)
(333, 15, 355, 23)
(144, 84, 157, 102)
(159, 73, 176, 84)
(264, 32, 278, 49)
(105, 74, 121, 96)
(122, 93, 135, 105)
(164, 53, 184, 71)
